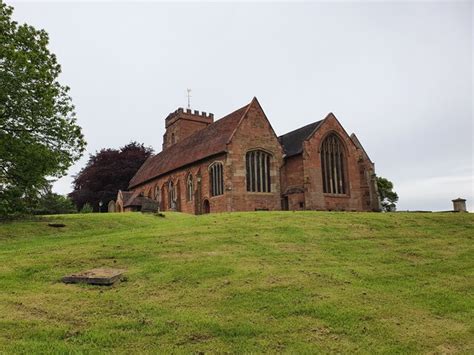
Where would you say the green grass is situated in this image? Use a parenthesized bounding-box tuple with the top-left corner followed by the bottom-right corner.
(0, 211, 473, 353)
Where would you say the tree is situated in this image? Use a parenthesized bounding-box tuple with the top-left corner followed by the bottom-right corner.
(80, 203, 93, 214)
(376, 176, 399, 212)
(0, 2, 86, 217)
(70, 142, 153, 212)
(33, 187, 76, 215)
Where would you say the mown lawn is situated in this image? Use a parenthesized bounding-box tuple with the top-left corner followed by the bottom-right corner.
(0, 211, 473, 353)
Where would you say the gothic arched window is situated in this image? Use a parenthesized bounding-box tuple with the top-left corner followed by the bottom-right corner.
(246, 150, 271, 192)
(321, 134, 347, 194)
(186, 174, 193, 201)
(154, 185, 160, 201)
(168, 180, 176, 208)
(209, 162, 224, 196)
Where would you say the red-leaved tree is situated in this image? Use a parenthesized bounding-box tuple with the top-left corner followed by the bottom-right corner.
(69, 142, 153, 212)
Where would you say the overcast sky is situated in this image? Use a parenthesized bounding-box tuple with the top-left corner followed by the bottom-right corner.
(10, 1, 473, 211)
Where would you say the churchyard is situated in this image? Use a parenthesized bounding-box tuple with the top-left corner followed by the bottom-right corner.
(0, 211, 472, 353)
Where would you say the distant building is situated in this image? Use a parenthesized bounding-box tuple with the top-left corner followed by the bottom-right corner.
(452, 198, 467, 212)
(116, 97, 381, 213)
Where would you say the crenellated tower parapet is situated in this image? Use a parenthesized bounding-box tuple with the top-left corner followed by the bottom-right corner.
(162, 107, 214, 150)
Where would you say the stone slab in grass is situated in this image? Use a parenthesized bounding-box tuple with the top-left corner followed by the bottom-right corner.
(62, 268, 125, 286)
(48, 223, 66, 228)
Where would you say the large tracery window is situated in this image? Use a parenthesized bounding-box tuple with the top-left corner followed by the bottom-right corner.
(246, 150, 271, 192)
(209, 162, 224, 196)
(186, 174, 193, 201)
(321, 134, 347, 194)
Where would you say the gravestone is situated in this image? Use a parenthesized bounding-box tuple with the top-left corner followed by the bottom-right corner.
(108, 200, 116, 213)
(62, 268, 125, 285)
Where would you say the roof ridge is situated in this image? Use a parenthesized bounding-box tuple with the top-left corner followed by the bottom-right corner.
(278, 120, 323, 139)
(278, 119, 324, 157)
(152, 102, 251, 160)
(227, 98, 254, 144)
(157, 104, 248, 158)
(128, 102, 250, 188)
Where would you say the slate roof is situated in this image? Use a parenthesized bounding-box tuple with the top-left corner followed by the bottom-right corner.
(128, 102, 250, 188)
(278, 120, 324, 157)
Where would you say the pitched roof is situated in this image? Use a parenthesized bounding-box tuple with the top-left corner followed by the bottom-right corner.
(278, 120, 324, 157)
(124, 195, 155, 207)
(121, 191, 134, 205)
(129, 102, 250, 188)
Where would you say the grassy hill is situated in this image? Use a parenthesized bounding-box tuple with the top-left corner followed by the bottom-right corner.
(0, 211, 473, 353)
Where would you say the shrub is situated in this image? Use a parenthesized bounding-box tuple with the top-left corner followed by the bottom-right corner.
(81, 203, 94, 213)
(33, 192, 77, 215)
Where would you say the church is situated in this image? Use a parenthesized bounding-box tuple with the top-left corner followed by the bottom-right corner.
(116, 97, 381, 214)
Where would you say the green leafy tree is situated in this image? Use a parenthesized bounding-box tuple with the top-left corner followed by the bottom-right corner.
(376, 176, 399, 212)
(33, 187, 76, 215)
(0, 2, 86, 217)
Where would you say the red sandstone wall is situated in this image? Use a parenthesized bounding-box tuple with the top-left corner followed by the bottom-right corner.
(281, 155, 304, 191)
(280, 155, 305, 211)
(226, 101, 284, 212)
(134, 153, 227, 214)
(162, 110, 213, 150)
(302, 115, 374, 211)
(163, 119, 211, 149)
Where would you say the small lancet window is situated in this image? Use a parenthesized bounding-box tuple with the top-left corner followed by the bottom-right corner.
(209, 162, 224, 196)
(321, 134, 347, 194)
(168, 180, 176, 208)
(154, 185, 161, 202)
(246, 150, 271, 192)
(186, 174, 193, 201)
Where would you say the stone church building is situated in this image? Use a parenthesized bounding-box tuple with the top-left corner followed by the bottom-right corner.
(116, 97, 381, 214)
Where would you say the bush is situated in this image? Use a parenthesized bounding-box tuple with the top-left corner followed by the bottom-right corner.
(80, 203, 94, 213)
(376, 176, 399, 212)
(33, 192, 77, 215)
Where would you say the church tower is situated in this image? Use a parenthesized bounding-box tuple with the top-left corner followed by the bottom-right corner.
(162, 108, 214, 150)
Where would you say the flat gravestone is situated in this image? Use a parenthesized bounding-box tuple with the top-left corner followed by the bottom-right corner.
(48, 223, 66, 228)
(62, 268, 125, 286)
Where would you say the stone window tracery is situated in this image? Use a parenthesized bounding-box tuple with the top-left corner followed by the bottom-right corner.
(246, 150, 271, 193)
(321, 134, 347, 194)
(209, 162, 224, 196)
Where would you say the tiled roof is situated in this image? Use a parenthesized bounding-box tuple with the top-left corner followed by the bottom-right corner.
(278, 120, 324, 157)
(121, 191, 134, 205)
(129, 102, 250, 188)
(124, 195, 155, 207)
